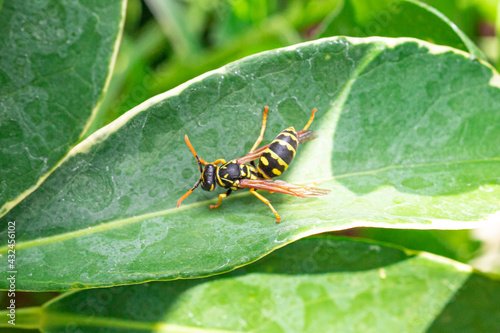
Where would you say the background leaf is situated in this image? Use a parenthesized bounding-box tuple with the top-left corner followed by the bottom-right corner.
(2, 237, 499, 332)
(318, 0, 485, 59)
(0, 0, 126, 216)
(1, 37, 500, 291)
(351, 228, 481, 262)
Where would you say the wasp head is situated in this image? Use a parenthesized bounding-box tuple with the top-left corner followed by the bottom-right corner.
(200, 164, 217, 191)
(177, 135, 219, 207)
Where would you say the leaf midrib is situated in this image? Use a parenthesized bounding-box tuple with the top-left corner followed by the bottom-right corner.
(1, 157, 498, 255)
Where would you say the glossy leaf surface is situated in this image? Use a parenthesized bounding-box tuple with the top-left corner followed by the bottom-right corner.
(0, 0, 126, 216)
(1, 37, 500, 290)
(3, 237, 499, 332)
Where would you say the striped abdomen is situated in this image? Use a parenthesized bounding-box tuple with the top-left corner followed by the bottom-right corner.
(257, 127, 298, 179)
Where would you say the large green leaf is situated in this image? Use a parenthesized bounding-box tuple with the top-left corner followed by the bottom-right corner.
(0, 0, 126, 216)
(2, 37, 500, 291)
(318, 0, 485, 59)
(2, 237, 499, 332)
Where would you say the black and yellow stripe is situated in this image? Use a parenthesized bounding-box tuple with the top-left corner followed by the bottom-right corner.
(216, 160, 260, 189)
(257, 127, 298, 179)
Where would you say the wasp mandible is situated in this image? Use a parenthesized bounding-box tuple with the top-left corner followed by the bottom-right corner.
(177, 106, 330, 223)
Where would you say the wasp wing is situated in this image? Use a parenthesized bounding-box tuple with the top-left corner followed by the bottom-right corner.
(297, 129, 318, 144)
(238, 179, 330, 197)
(236, 130, 318, 164)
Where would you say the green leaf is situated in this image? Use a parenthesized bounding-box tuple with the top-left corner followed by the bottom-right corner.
(353, 228, 481, 262)
(0, 0, 126, 216)
(2, 37, 500, 291)
(2, 237, 500, 332)
(318, 0, 486, 60)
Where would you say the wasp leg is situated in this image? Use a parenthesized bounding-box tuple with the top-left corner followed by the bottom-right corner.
(249, 106, 269, 152)
(250, 188, 281, 223)
(209, 189, 232, 209)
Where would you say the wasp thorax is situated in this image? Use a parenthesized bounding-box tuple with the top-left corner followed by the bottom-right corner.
(201, 164, 216, 191)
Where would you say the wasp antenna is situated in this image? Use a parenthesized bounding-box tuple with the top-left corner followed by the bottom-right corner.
(302, 108, 317, 132)
(184, 134, 207, 172)
(177, 178, 202, 207)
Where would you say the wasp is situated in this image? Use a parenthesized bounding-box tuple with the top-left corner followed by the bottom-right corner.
(176, 106, 330, 223)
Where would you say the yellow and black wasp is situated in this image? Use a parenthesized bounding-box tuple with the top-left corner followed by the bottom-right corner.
(177, 106, 330, 223)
